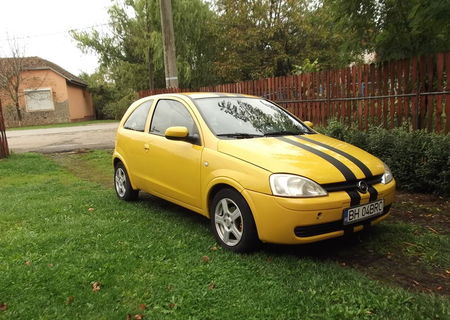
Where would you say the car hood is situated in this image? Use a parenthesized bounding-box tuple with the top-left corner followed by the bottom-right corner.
(217, 134, 385, 184)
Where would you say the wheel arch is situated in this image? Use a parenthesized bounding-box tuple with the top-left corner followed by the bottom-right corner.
(112, 152, 138, 190)
(205, 177, 255, 219)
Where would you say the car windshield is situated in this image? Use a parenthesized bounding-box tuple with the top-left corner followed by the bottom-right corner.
(194, 97, 312, 138)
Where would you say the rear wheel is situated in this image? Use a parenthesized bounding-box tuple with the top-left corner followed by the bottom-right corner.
(210, 188, 259, 253)
(114, 162, 139, 201)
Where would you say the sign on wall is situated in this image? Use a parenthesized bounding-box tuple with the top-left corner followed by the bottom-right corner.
(25, 88, 55, 112)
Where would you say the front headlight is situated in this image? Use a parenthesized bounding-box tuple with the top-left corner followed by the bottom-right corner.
(381, 163, 393, 184)
(269, 174, 327, 197)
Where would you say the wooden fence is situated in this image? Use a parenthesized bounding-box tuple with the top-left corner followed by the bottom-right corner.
(0, 99, 9, 158)
(139, 52, 450, 133)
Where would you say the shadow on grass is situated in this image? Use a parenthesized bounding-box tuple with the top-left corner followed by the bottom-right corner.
(134, 193, 450, 298)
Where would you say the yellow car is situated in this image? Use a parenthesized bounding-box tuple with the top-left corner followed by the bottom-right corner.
(113, 93, 395, 252)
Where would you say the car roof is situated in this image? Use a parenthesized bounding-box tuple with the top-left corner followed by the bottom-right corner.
(143, 92, 259, 100)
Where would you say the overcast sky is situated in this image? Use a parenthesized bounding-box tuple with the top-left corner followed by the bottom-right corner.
(0, 0, 112, 76)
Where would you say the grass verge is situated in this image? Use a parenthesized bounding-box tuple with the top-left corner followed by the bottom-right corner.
(0, 152, 449, 319)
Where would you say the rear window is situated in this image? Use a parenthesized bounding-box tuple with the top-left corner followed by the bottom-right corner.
(123, 100, 153, 132)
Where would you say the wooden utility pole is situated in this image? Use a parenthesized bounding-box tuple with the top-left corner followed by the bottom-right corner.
(159, 0, 179, 88)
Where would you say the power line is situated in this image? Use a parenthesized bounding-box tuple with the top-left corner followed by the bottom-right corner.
(0, 23, 112, 42)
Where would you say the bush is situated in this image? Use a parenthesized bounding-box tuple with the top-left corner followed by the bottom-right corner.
(318, 119, 450, 196)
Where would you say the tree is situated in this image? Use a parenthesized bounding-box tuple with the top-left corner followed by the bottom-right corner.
(71, 0, 219, 118)
(324, 0, 450, 62)
(211, 0, 351, 83)
(72, 0, 219, 90)
(0, 43, 26, 125)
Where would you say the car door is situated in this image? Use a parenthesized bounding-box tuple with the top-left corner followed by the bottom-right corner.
(141, 98, 203, 210)
(116, 99, 153, 188)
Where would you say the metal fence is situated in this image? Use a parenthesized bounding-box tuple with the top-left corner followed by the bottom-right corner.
(139, 52, 450, 133)
(0, 99, 10, 158)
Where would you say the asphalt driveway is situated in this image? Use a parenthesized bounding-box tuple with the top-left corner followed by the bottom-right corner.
(6, 122, 119, 153)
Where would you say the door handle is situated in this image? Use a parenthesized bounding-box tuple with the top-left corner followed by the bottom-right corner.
(144, 143, 150, 151)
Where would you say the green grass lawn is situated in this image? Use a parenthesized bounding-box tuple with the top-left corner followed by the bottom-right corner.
(7, 120, 118, 131)
(0, 152, 449, 319)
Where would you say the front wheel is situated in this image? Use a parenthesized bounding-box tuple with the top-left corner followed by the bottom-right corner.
(210, 188, 259, 253)
(114, 162, 139, 201)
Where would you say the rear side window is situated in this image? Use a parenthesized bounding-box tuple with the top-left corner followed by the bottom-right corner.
(123, 100, 153, 132)
(150, 99, 198, 136)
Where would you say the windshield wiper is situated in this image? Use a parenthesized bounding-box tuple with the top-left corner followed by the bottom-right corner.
(217, 133, 264, 139)
(263, 131, 302, 137)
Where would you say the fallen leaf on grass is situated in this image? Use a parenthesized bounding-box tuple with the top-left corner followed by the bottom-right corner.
(0, 304, 7, 311)
(201, 256, 210, 262)
(168, 303, 176, 309)
(139, 304, 146, 311)
(208, 283, 217, 290)
(134, 314, 144, 320)
(210, 246, 218, 251)
(88, 207, 95, 212)
(24, 261, 31, 265)
(66, 296, 75, 305)
(426, 226, 439, 234)
(91, 281, 101, 292)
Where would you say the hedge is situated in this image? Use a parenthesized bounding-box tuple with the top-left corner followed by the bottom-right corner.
(317, 120, 450, 196)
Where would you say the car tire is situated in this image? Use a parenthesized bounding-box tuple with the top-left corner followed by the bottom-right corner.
(114, 162, 139, 201)
(210, 188, 260, 253)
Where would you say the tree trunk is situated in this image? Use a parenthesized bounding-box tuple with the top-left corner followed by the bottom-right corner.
(15, 101, 22, 126)
(148, 46, 155, 90)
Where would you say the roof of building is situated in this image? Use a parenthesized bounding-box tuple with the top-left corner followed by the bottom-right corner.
(0, 56, 87, 87)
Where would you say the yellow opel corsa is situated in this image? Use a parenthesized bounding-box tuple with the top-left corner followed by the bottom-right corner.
(113, 93, 395, 252)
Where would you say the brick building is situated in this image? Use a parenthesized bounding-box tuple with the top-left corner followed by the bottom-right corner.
(0, 57, 94, 128)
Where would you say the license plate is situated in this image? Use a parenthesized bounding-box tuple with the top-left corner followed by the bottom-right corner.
(343, 200, 384, 225)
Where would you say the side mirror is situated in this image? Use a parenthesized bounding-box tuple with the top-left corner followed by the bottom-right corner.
(165, 126, 189, 140)
(303, 121, 314, 128)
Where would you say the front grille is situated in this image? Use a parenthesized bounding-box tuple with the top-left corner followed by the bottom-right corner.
(294, 205, 391, 238)
(322, 175, 382, 193)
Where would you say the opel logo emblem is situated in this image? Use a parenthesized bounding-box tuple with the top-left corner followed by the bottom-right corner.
(357, 181, 369, 193)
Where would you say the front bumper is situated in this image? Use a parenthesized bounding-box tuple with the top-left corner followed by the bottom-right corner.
(242, 180, 396, 244)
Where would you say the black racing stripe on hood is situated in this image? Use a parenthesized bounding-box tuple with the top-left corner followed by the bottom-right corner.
(276, 136, 357, 182)
(277, 136, 363, 207)
(295, 136, 373, 178)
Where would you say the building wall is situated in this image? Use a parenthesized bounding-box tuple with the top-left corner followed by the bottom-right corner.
(1, 69, 71, 128)
(0, 69, 93, 128)
(67, 84, 95, 122)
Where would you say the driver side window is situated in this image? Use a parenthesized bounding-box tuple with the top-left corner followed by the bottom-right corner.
(150, 99, 199, 142)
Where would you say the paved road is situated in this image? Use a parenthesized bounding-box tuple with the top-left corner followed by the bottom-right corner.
(6, 122, 119, 153)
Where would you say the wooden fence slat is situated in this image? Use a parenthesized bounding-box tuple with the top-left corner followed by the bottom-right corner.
(369, 63, 376, 125)
(418, 56, 427, 129)
(395, 60, 403, 126)
(435, 53, 444, 132)
(381, 62, 389, 128)
(402, 59, 409, 126)
(363, 64, 369, 130)
(446, 52, 450, 133)
(426, 56, 435, 131)
(388, 61, 395, 129)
